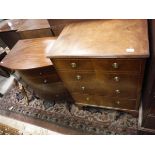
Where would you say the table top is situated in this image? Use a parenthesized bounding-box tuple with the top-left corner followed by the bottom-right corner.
(0, 19, 25, 32)
(47, 19, 149, 59)
(17, 19, 50, 32)
(0, 37, 56, 70)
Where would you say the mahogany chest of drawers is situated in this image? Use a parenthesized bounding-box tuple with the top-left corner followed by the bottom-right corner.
(1, 37, 70, 101)
(47, 20, 149, 114)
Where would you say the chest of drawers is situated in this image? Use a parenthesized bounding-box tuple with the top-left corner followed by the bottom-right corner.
(47, 20, 149, 114)
(1, 37, 70, 101)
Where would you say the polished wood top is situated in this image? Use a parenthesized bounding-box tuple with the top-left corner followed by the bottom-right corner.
(17, 19, 50, 32)
(0, 19, 25, 32)
(0, 37, 57, 70)
(47, 19, 149, 58)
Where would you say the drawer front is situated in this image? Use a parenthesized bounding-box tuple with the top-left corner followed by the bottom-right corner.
(23, 80, 72, 101)
(64, 81, 97, 94)
(25, 74, 60, 84)
(96, 73, 139, 98)
(52, 59, 94, 71)
(65, 81, 137, 98)
(19, 66, 59, 77)
(53, 58, 142, 73)
(96, 72, 140, 87)
(72, 93, 137, 110)
(93, 59, 142, 73)
(58, 71, 95, 82)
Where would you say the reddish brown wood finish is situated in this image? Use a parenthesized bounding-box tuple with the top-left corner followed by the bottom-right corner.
(48, 19, 92, 36)
(0, 19, 25, 49)
(47, 20, 149, 58)
(47, 20, 149, 113)
(17, 19, 53, 39)
(0, 37, 56, 70)
(0, 37, 70, 101)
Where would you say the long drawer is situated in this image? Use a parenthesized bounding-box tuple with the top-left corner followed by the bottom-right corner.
(72, 93, 137, 110)
(56, 70, 140, 98)
(52, 58, 143, 73)
(21, 74, 60, 84)
(64, 81, 137, 98)
(19, 66, 56, 76)
(93, 59, 143, 73)
(52, 59, 94, 71)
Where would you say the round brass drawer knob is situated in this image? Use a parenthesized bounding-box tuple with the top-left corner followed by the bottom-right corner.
(114, 76, 120, 82)
(76, 75, 81, 80)
(39, 72, 43, 75)
(86, 97, 90, 101)
(115, 101, 120, 105)
(115, 89, 120, 94)
(71, 62, 77, 68)
(43, 79, 48, 84)
(112, 62, 119, 69)
(81, 86, 85, 91)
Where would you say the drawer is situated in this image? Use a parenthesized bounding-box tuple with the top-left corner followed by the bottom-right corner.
(23, 80, 72, 101)
(20, 66, 57, 77)
(96, 73, 139, 98)
(58, 71, 95, 82)
(52, 58, 94, 71)
(72, 93, 137, 110)
(27, 74, 60, 84)
(99, 86, 137, 98)
(20, 72, 61, 84)
(64, 81, 97, 94)
(93, 59, 143, 73)
(63, 80, 137, 99)
(96, 72, 140, 87)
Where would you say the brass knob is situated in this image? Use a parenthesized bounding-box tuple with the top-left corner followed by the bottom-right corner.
(81, 86, 85, 91)
(112, 62, 119, 69)
(76, 75, 81, 80)
(115, 101, 120, 105)
(115, 89, 120, 94)
(114, 76, 120, 82)
(39, 72, 42, 75)
(44, 79, 47, 83)
(71, 62, 77, 68)
(86, 97, 90, 101)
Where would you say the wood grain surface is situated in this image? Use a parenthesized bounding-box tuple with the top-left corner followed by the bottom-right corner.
(47, 19, 149, 58)
(0, 37, 57, 70)
(17, 19, 50, 31)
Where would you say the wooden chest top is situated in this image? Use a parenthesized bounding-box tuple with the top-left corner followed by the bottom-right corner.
(47, 19, 149, 58)
(0, 37, 57, 70)
(17, 19, 50, 32)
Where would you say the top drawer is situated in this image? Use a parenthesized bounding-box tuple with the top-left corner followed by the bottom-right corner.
(52, 58, 94, 71)
(52, 58, 144, 73)
(93, 59, 143, 73)
(19, 66, 56, 77)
